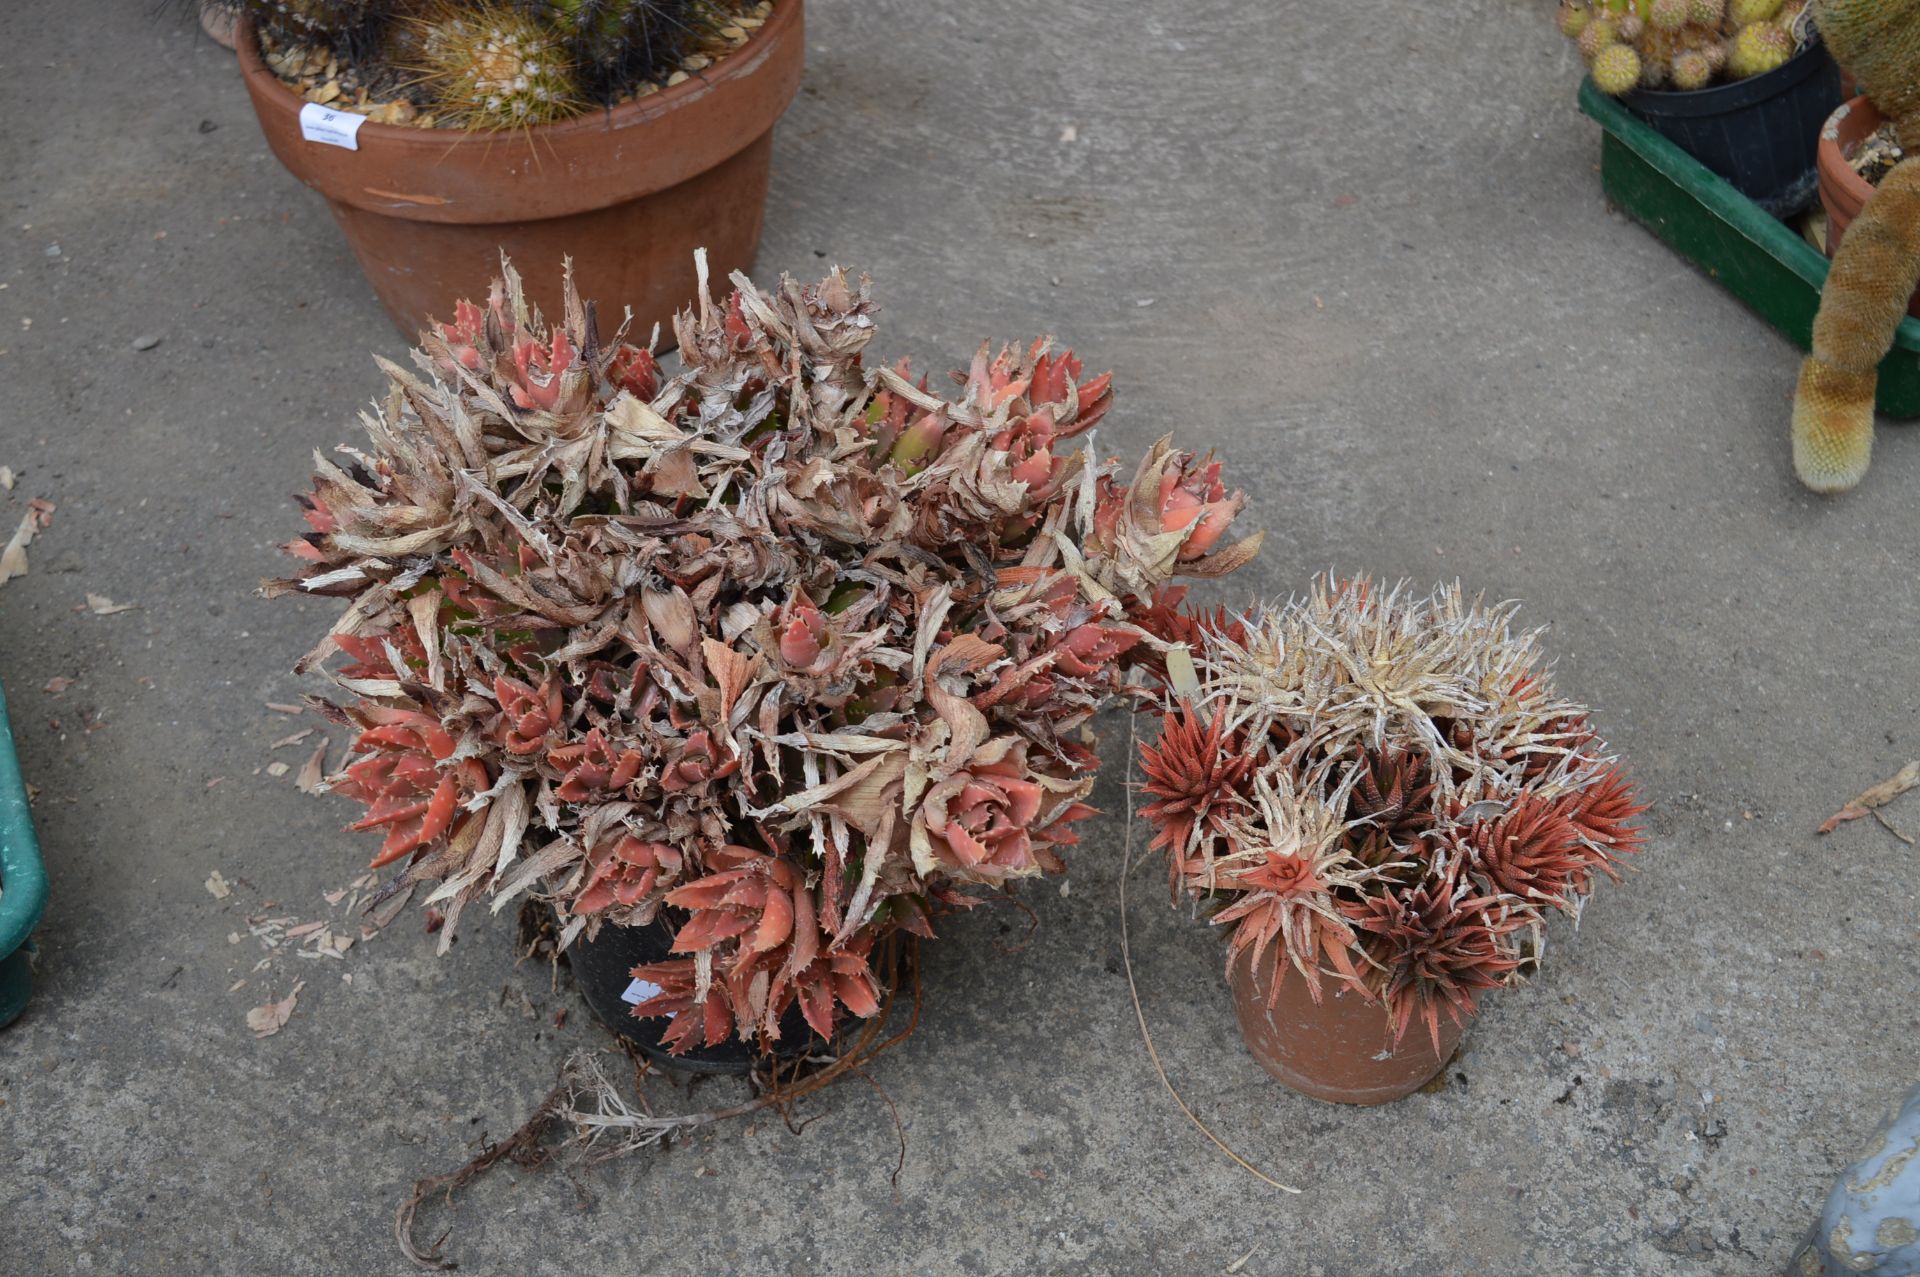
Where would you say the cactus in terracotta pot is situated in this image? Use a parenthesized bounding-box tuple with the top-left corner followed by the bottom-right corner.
(221, 0, 764, 126)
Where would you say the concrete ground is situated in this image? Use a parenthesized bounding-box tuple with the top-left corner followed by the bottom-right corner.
(3, 1, 1918, 1273)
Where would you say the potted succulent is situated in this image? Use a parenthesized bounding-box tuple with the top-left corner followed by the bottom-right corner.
(226, 0, 804, 340)
(1815, 96, 1915, 318)
(1560, 0, 1842, 214)
(263, 254, 1260, 1069)
(1136, 576, 1645, 1105)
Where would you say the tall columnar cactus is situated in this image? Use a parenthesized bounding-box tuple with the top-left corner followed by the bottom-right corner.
(1791, 0, 1920, 491)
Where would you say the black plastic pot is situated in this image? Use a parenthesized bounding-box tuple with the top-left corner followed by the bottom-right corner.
(1619, 36, 1842, 218)
(567, 910, 827, 1075)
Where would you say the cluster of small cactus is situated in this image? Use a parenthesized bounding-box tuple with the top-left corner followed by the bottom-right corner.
(232, 0, 762, 125)
(1559, 0, 1810, 95)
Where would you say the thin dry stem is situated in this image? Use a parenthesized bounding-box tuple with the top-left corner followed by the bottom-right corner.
(1119, 718, 1302, 1196)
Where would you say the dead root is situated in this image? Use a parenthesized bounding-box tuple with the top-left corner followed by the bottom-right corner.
(395, 936, 921, 1269)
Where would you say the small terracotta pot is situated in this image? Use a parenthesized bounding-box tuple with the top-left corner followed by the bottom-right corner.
(1228, 945, 1463, 1106)
(235, 2, 805, 341)
(1817, 95, 1920, 319)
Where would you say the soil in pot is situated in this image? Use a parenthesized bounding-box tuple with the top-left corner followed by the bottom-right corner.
(1817, 95, 1920, 319)
(1620, 36, 1843, 218)
(235, 0, 804, 343)
(1227, 943, 1462, 1106)
(567, 910, 830, 1075)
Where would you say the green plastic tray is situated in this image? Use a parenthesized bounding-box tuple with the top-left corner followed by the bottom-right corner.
(0, 676, 48, 1028)
(1579, 77, 1920, 418)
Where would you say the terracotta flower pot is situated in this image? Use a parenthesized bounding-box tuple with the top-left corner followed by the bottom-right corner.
(1227, 944, 1463, 1106)
(235, 2, 805, 342)
(1817, 95, 1920, 319)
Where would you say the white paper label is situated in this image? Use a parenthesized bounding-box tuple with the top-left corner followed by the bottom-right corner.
(621, 977, 662, 1006)
(299, 102, 368, 151)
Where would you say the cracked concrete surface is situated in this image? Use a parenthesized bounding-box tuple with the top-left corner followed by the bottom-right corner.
(2, 1, 1918, 1273)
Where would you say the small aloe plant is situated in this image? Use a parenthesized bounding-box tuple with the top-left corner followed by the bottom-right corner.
(1136, 576, 1645, 1051)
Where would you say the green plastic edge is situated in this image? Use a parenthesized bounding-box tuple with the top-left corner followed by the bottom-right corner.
(0, 675, 48, 1027)
(1578, 77, 1920, 417)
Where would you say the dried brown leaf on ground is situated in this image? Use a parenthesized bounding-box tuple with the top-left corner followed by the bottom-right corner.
(1, 498, 56, 586)
(0, 515, 34, 587)
(294, 738, 329, 793)
(367, 881, 415, 933)
(1818, 761, 1920, 835)
(245, 981, 304, 1037)
(270, 727, 315, 749)
(265, 761, 290, 778)
(85, 593, 136, 615)
(42, 676, 73, 695)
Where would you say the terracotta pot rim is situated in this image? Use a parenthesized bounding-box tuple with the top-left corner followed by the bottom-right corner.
(235, 0, 802, 220)
(1819, 94, 1883, 203)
